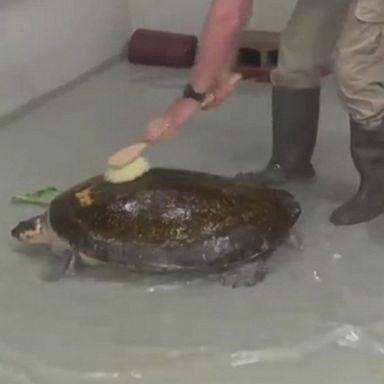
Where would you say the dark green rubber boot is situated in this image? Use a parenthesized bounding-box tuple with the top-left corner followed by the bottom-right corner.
(236, 86, 320, 185)
(330, 118, 384, 226)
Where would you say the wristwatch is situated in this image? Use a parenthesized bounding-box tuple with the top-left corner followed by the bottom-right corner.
(183, 84, 207, 103)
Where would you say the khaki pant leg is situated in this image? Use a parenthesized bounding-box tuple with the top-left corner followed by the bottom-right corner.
(271, 0, 351, 88)
(334, 0, 384, 128)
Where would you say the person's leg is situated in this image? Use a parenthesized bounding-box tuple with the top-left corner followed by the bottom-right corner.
(238, 0, 351, 184)
(330, 0, 384, 225)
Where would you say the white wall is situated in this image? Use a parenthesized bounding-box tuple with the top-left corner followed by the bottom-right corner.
(0, 0, 131, 117)
(0, 0, 296, 117)
(129, 0, 297, 35)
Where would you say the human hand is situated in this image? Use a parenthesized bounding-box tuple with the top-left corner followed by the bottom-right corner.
(107, 96, 201, 168)
(143, 97, 201, 142)
(142, 72, 241, 141)
(200, 72, 242, 110)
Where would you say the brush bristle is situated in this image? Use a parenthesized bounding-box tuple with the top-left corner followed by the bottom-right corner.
(104, 156, 150, 183)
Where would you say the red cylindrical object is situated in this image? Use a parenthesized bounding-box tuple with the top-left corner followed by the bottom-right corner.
(128, 29, 198, 68)
(237, 65, 332, 83)
(237, 65, 272, 82)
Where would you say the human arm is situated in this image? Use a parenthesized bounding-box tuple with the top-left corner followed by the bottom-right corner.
(191, 0, 253, 94)
(107, 0, 253, 168)
(143, 0, 253, 141)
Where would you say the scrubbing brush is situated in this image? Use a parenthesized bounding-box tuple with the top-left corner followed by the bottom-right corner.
(105, 142, 151, 183)
(105, 73, 243, 184)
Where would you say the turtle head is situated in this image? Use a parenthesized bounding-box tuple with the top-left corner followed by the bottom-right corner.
(11, 214, 50, 245)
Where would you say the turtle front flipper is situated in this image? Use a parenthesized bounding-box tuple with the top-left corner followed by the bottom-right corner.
(41, 250, 81, 282)
(220, 259, 268, 288)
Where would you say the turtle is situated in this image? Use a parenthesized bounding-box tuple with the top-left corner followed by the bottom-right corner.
(11, 168, 301, 287)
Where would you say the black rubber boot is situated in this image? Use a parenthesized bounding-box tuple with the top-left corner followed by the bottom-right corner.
(236, 86, 320, 185)
(330, 118, 384, 226)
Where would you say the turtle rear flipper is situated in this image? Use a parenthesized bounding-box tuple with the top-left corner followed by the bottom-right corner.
(220, 258, 268, 288)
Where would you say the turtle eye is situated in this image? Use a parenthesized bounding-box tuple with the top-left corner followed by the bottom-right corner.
(20, 231, 34, 241)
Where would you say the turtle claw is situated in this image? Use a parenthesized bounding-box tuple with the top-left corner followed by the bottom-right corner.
(285, 232, 304, 250)
(41, 267, 65, 282)
(220, 260, 268, 288)
(40, 251, 79, 282)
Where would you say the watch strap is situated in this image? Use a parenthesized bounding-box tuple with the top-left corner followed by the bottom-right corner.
(183, 84, 207, 103)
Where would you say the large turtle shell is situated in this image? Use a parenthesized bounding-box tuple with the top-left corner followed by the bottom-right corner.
(48, 168, 301, 273)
